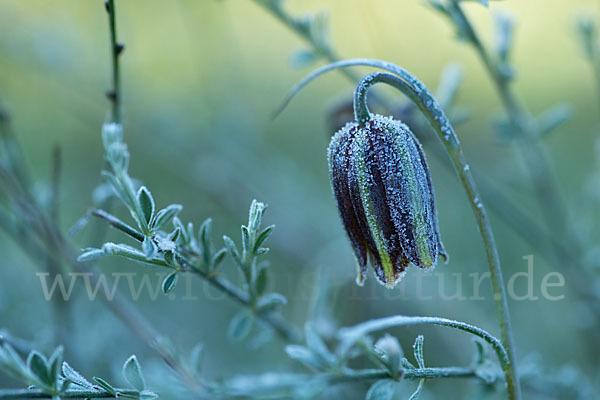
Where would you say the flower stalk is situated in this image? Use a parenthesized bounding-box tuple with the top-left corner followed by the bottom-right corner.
(278, 58, 521, 399)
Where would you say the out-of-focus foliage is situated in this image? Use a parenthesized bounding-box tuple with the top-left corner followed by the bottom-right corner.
(1, 0, 599, 399)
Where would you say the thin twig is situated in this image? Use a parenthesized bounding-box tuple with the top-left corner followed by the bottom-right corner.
(105, 0, 122, 123)
(446, 1, 574, 256)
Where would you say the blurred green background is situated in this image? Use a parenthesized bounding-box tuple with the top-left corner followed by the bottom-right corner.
(1, 0, 599, 399)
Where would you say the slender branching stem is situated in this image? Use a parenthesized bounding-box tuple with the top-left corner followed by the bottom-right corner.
(89, 209, 300, 343)
(277, 58, 521, 399)
(447, 1, 571, 250)
(251, 0, 360, 84)
(106, 0, 122, 123)
(331, 366, 479, 383)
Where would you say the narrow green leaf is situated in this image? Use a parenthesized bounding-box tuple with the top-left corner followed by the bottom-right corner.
(77, 248, 105, 262)
(137, 186, 155, 225)
(152, 204, 183, 231)
(211, 248, 227, 269)
(122, 355, 146, 391)
(93, 377, 116, 395)
(305, 323, 334, 366)
(285, 345, 323, 370)
(248, 200, 266, 233)
(48, 346, 63, 384)
(101, 171, 130, 208)
(140, 390, 159, 400)
(172, 217, 189, 244)
(167, 227, 181, 243)
(256, 293, 287, 313)
(27, 351, 51, 386)
(102, 243, 166, 267)
(62, 362, 93, 389)
(254, 225, 274, 252)
(199, 218, 213, 265)
(189, 344, 204, 377)
(241, 225, 251, 255)
(223, 235, 240, 261)
(366, 379, 396, 400)
(142, 237, 158, 259)
(228, 311, 253, 341)
(162, 271, 178, 294)
(375, 334, 403, 374)
(254, 266, 268, 295)
(472, 339, 487, 365)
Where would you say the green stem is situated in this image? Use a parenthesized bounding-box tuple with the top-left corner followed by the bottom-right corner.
(176, 257, 300, 342)
(277, 58, 521, 400)
(337, 315, 508, 367)
(331, 366, 479, 383)
(91, 208, 144, 242)
(355, 70, 520, 400)
(106, 0, 121, 123)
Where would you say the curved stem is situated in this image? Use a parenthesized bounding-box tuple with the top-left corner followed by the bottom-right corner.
(337, 315, 508, 369)
(355, 71, 520, 400)
(276, 58, 521, 399)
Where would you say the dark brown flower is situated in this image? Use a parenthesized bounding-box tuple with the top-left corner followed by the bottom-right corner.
(327, 114, 447, 287)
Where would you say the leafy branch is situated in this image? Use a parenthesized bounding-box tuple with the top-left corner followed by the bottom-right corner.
(0, 341, 157, 399)
(209, 316, 505, 399)
(79, 121, 298, 342)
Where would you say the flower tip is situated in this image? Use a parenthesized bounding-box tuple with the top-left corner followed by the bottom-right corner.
(355, 274, 365, 287)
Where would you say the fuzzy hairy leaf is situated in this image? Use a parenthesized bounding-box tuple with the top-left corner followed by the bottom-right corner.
(285, 345, 323, 371)
(27, 351, 51, 386)
(137, 186, 155, 226)
(228, 311, 253, 341)
(93, 376, 116, 395)
(122, 355, 146, 391)
(257, 293, 287, 313)
(162, 271, 178, 294)
(62, 362, 93, 389)
(153, 204, 183, 231)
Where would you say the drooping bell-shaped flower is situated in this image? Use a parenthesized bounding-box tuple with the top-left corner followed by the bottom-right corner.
(328, 114, 447, 287)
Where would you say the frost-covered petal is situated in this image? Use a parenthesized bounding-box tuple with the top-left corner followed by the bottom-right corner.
(327, 123, 368, 284)
(351, 129, 405, 286)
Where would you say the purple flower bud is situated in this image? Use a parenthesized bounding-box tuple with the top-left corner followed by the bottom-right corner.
(328, 114, 447, 288)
